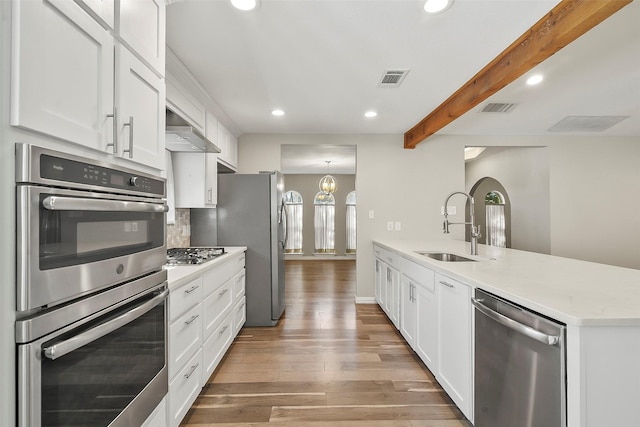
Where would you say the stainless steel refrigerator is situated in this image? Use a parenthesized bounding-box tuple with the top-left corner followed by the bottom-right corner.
(214, 171, 286, 327)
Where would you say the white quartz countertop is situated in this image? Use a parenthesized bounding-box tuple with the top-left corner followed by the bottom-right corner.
(374, 239, 640, 326)
(164, 246, 247, 290)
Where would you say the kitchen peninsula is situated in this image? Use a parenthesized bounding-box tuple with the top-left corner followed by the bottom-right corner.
(374, 239, 640, 427)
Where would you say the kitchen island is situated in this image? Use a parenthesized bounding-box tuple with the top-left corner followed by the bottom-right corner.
(373, 239, 640, 427)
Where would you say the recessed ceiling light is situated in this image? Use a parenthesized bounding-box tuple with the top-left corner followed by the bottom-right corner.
(271, 109, 285, 117)
(526, 74, 544, 86)
(424, 0, 454, 14)
(364, 111, 377, 118)
(231, 0, 258, 11)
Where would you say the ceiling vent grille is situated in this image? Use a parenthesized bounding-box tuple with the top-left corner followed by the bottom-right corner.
(548, 115, 630, 132)
(480, 102, 517, 113)
(379, 70, 409, 87)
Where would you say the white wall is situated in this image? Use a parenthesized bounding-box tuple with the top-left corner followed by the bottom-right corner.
(239, 133, 640, 301)
(465, 147, 550, 254)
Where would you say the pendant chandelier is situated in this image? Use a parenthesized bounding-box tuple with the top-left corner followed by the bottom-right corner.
(319, 161, 337, 194)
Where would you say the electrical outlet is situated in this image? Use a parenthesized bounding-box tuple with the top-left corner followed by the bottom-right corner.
(394, 222, 401, 231)
(386, 221, 394, 231)
(369, 210, 375, 219)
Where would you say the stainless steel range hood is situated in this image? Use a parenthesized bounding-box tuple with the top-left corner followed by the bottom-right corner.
(165, 109, 221, 153)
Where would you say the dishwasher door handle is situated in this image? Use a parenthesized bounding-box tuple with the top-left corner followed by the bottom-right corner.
(472, 297, 560, 346)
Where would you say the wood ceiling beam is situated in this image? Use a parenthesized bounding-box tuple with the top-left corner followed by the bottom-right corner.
(403, 0, 632, 149)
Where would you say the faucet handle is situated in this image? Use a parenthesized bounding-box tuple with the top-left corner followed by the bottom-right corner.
(443, 220, 450, 234)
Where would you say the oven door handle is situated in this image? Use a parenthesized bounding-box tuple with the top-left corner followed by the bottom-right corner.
(42, 196, 168, 213)
(43, 289, 169, 360)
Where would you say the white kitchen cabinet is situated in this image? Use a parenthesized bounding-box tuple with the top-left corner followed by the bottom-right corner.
(217, 123, 238, 171)
(77, 0, 115, 30)
(167, 251, 246, 426)
(115, 44, 165, 170)
(436, 273, 472, 419)
(205, 110, 219, 146)
(400, 274, 417, 347)
(166, 70, 207, 134)
(386, 265, 400, 329)
(374, 259, 384, 306)
(11, 0, 114, 153)
(168, 349, 202, 427)
(11, 0, 165, 171)
(171, 152, 218, 207)
(414, 273, 437, 372)
(117, 0, 165, 76)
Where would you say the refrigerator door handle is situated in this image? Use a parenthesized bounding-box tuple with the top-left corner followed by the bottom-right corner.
(281, 200, 288, 247)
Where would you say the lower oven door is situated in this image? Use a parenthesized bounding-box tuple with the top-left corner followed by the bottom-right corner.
(18, 285, 168, 427)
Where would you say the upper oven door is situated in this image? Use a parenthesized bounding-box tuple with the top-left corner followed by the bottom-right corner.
(17, 185, 167, 312)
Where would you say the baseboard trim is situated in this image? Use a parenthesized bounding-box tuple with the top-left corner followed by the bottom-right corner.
(354, 296, 377, 304)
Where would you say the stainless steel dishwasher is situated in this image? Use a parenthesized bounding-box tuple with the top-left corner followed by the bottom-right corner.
(472, 289, 566, 427)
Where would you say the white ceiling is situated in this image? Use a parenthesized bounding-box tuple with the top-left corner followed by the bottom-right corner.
(166, 0, 639, 171)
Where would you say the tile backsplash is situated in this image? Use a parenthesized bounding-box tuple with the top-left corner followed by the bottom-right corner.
(167, 208, 190, 249)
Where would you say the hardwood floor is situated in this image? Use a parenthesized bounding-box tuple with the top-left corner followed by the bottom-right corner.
(180, 260, 472, 427)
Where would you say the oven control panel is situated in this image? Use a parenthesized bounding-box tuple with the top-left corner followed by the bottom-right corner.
(39, 154, 164, 196)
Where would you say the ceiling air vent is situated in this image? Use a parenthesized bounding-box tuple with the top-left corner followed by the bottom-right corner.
(379, 70, 409, 87)
(480, 102, 517, 113)
(548, 115, 630, 132)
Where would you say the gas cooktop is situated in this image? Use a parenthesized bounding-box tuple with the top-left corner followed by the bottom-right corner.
(166, 247, 226, 265)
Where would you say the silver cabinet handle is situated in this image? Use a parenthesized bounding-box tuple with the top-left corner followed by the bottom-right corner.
(106, 107, 117, 153)
(207, 188, 213, 204)
(184, 285, 199, 294)
(42, 196, 168, 213)
(184, 363, 199, 379)
(184, 314, 199, 325)
(122, 116, 134, 158)
(218, 325, 229, 335)
(43, 289, 168, 360)
(439, 280, 454, 288)
(472, 298, 560, 346)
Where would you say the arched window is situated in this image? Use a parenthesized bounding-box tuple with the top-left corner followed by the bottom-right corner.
(346, 191, 356, 254)
(283, 191, 303, 254)
(314, 191, 335, 254)
(485, 190, 506, 248)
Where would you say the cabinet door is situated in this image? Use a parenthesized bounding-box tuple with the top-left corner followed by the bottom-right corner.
(11, 0, 114, 153)
(166, 71, 206, 133)
(205, 110, 219, 145)
(388, 266, 400, 329)
(415, 280, 437, 372)
(116, 45, 166, 170)
(172, 152, 217, 207)
(117, 0, 165, 76)
(437, 274, 472, 418)
(77, 0, 115, 29)
(168, 349, 202, 427)
(374, 259, 383, 305)
(400, 275, 417, 347)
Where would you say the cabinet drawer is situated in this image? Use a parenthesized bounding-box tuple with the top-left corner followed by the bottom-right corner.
(233, 296, 246, 335)
(202, 279, 233, 339)
(202, 313, 234, 386)
(232, 269, 246, 301)
(169, 303, 202, 379)
(404, 261, 436, 293)
(169, 276, 202, 322)
(169, 349, 202, 427)
(203, 253, 246, 296)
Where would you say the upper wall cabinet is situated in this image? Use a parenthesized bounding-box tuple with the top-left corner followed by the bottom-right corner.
(77, 0, 115, 29)
(11, 0, 166, 171)
(117, 0, 165, 76)
(166, 70, 206, 134)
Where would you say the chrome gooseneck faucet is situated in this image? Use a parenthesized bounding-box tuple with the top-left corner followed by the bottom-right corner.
(443, 191, 482, 255)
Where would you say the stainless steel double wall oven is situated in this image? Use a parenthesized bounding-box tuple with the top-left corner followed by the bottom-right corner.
(15, 144, 169, 427)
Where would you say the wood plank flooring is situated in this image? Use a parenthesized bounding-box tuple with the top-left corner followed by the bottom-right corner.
(180, 260, 472, 427)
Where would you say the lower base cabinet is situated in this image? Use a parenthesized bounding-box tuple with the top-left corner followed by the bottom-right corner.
(373, 244, 473, 421)
(169, 349, 202, 427)
(167, 251, 246, 427)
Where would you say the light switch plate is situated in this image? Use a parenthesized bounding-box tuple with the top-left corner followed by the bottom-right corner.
(369, 210, 375, 219)
(387, 222, 394, 231)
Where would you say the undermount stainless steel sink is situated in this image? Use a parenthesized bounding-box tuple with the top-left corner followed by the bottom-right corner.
(416, 252, 478, 262)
